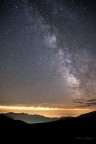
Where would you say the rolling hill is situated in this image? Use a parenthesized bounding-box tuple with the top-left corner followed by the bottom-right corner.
(0, 111, 96, 143)
(5, 112, 58, 123)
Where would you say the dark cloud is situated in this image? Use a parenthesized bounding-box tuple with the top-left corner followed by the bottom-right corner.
(73, 98, 96, 108)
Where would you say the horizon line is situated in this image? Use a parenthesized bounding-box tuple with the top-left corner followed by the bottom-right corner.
(0, 105, 91, 111)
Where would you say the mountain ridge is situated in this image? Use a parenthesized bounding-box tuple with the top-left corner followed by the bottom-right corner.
(0, 111, 96, 143)
(4, 112, 58, 124)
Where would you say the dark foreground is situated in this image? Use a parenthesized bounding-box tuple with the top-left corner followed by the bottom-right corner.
(0, 111, 96, 143)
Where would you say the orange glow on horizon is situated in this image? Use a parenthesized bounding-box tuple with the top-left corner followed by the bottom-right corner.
(0, 105, 91, 111)
(0, 105, 93, 118)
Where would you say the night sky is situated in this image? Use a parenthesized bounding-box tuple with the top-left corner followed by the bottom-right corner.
(0, 0, 96, 117)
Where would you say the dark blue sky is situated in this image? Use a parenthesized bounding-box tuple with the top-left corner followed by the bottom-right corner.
(0, 0, 96, 109)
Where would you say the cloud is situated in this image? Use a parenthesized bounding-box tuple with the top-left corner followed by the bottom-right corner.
(73, 98, 96, 108)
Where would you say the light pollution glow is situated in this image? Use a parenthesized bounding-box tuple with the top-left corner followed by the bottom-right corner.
(0, 105, 92, 118)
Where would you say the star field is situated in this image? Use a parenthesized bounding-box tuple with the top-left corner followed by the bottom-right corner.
(0, 0, 96, 110)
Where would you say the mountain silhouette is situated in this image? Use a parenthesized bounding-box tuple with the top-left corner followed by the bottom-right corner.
(0, 111, 96, 143)
(5, 112, 58, 123)
(78, 111, 96, 118)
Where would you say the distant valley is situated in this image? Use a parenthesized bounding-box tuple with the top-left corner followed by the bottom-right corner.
(5, 112, 58, 124)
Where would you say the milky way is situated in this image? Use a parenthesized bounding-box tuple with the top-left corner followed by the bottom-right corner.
(0, 0, 96, 109)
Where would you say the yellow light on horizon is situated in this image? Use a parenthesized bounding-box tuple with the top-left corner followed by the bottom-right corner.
(0, 105, 91, 111)
(0, 105, 92, 118)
